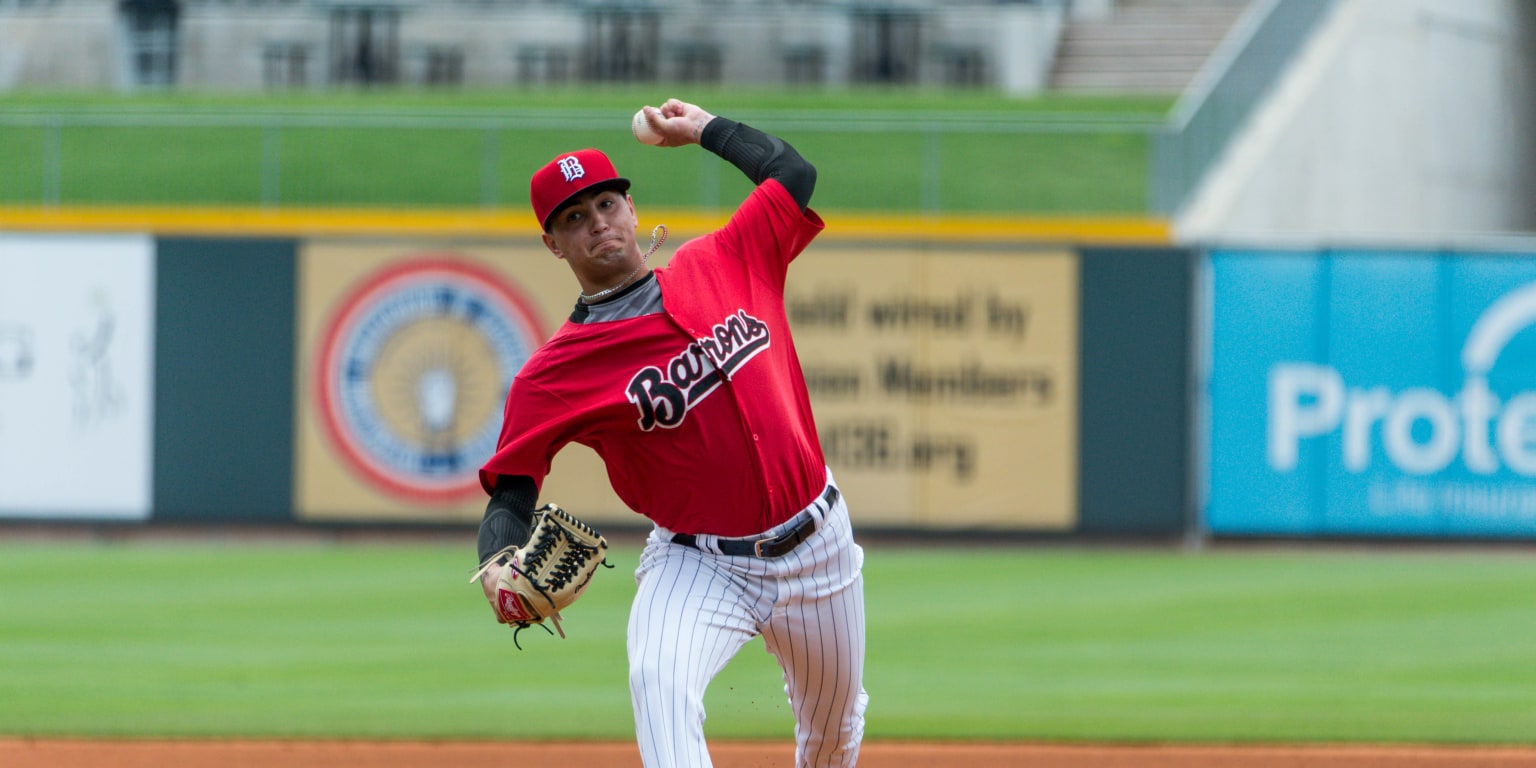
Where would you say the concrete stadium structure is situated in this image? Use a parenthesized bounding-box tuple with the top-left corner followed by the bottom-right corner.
(0, 0, 1083, 94)
(1, 0, 1533, 237)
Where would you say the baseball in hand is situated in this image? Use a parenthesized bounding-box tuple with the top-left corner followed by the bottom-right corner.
(632, 108, 665, 146)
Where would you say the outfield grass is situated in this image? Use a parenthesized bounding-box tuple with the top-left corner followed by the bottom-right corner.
(0, 87, 1171, 214)
(2, 538, 1533, 745)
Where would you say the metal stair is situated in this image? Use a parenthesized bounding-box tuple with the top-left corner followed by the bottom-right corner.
(1049, 0, 1253, 93)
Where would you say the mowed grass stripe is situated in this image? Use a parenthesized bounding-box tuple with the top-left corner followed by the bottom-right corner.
(1, 541, 1532, 743)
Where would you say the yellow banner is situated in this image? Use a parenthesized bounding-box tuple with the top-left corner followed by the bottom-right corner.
(295, 239, 1078, 530)
(294, 240, 643, 524)
(789, 246, 1079, 529)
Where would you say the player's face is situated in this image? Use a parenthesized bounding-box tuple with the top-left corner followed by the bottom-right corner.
(542, 188, 641, 276)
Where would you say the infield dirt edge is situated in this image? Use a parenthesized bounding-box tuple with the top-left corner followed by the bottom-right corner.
(4, 738, 1535, 767)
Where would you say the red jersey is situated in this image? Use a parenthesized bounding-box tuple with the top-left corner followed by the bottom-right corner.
(481, 180, 827, 536)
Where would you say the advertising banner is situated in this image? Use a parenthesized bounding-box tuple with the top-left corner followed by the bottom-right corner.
(789, 247, 1079, 529)
(296, 239, 1079, 530)
(0, 234, 155, 519)
(1208, 249, 1536, 537)
(295, 242, 569, 523)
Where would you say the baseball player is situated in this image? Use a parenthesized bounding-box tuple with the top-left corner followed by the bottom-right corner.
(475, 98, 867, 766)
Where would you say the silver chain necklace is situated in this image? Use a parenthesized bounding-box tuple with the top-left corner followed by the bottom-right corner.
(580, 225, 668, 303)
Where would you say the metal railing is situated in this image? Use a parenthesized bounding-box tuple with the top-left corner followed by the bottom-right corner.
(1151, 0, 1342, 216)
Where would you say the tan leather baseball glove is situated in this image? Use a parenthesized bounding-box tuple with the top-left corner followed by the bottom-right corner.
(470, 503, 609, 646)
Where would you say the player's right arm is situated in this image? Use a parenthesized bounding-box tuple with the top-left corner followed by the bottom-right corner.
(701, 117, 816, 211)
(639, 98, 816, 211)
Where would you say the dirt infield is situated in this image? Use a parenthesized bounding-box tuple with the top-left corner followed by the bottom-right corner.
(4, 739, 1535, 767)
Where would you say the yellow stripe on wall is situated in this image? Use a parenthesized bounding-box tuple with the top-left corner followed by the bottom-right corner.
(0, 207, 535, 239)
(821, 213, 1169, 244)
(0, 206, 1169, 245)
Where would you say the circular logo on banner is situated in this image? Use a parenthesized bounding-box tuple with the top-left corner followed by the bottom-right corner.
(316, 257, 545, 503)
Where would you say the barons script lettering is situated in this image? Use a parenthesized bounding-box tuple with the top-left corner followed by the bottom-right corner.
(626, 309, 771, 430)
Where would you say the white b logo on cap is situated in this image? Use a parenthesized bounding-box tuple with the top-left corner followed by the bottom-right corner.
(558, 156, 585, 183)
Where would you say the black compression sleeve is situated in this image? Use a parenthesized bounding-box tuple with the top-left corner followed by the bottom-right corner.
(700, 117, 816, 211)
(476, 474, 539, 564)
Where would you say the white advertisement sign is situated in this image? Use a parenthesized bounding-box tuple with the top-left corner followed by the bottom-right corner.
(0, 235, 155, 518)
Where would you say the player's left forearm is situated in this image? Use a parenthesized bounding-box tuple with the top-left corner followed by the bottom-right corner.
(476, 474, 540, 564)
(701, 117, 816, 211)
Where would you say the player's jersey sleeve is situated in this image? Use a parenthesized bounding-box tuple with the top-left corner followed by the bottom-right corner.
(709, 179, 824, 292)
(477, 374, 576, 494)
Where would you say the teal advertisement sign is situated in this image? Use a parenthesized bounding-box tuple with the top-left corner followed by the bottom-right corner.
(1208, 249, 1536, 538)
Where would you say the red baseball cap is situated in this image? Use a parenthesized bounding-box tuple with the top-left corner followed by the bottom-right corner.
(529, 148, 631, 231)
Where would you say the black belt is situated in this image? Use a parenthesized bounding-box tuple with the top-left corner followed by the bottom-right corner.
(672, 485, 839, 559)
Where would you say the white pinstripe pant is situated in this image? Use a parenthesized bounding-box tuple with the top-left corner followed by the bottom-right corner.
(629, 477, 867, 767)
